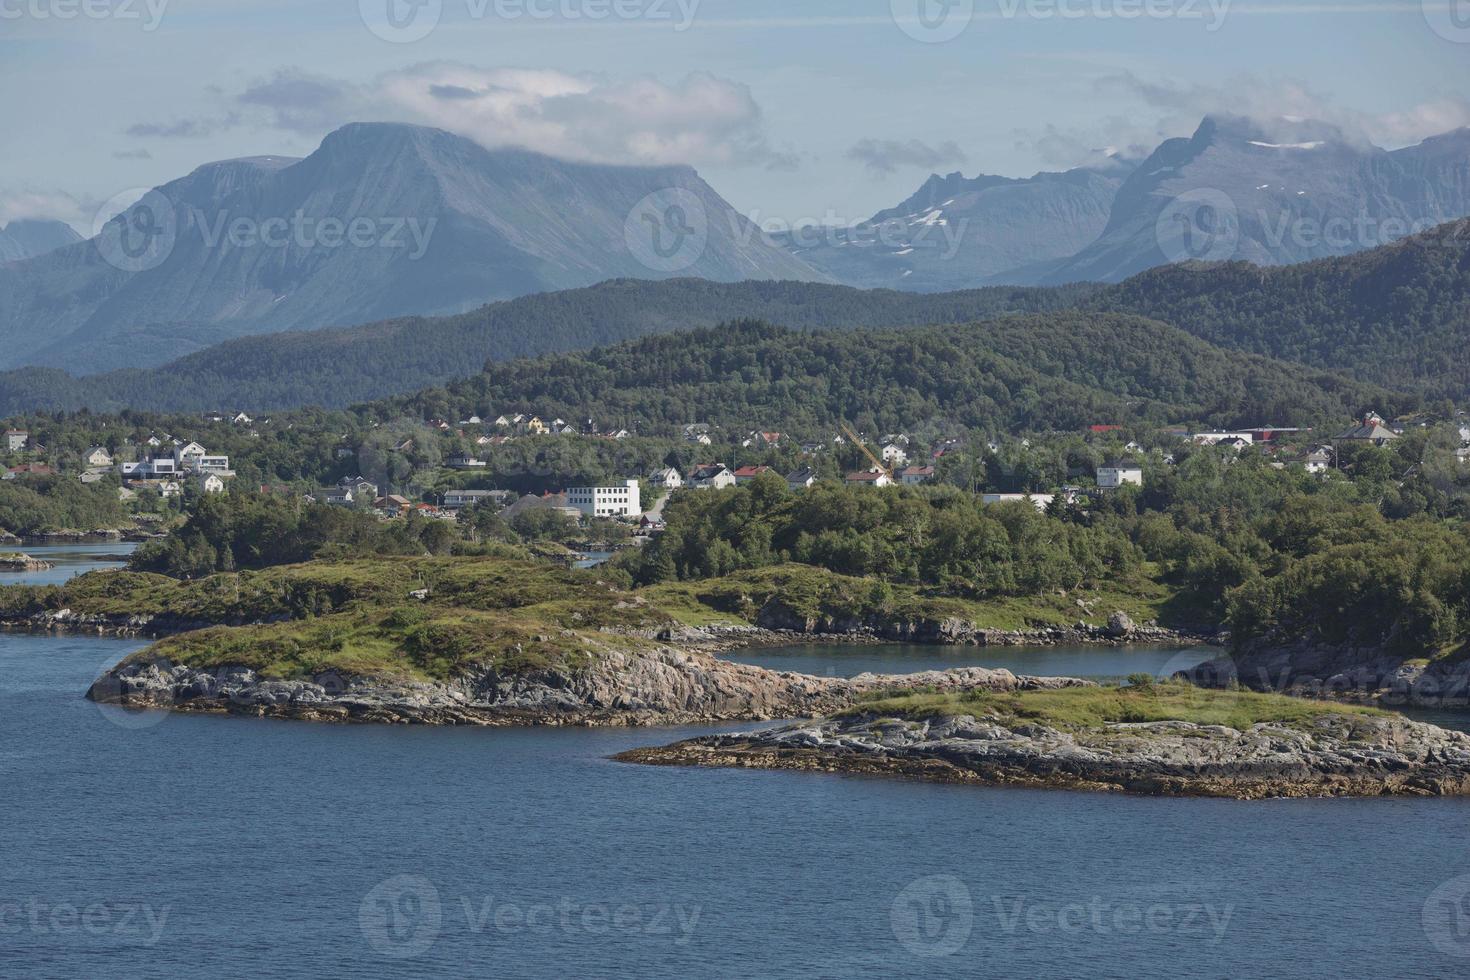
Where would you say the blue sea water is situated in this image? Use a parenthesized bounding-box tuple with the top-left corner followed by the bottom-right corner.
(4, 630, 1470, 978)
(0, 541, 136, 587)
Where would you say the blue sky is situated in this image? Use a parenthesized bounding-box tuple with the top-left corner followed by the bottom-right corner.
(2, 0, 1467, 230)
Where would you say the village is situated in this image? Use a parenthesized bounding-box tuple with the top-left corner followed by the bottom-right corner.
(0, 406, 1465, 541)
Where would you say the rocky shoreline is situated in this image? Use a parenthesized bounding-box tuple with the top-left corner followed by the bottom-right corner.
(85, 646, 1090, 726)
(617, 710, 1470, 799)
(1185, 643, 1470, 711)
(0, 553, 53, 572)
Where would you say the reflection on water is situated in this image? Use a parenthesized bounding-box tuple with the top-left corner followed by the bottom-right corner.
(721, 642, 1219, 682)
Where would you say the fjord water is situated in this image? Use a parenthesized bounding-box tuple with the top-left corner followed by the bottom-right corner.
(7, 636, 1470, 976)
(2, 617, 1468, 978)
(0, 541, 135, 587)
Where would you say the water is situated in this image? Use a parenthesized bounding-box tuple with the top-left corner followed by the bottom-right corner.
(0, 541, 137, 586)
(573, 550, 615, 569)
(722, 641, 1218, 683)
(4, 632, 1470, 978)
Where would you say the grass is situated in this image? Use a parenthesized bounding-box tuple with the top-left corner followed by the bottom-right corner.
(844, 679, 1388, 732)
(641, 562, 1181, 633)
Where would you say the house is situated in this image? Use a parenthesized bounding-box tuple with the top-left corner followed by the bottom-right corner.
(130, 479, 181, 498)
(733, 465, 774, 485)
(983, 493, 1054, 512)
(689, 464, 735, 490)
(198, 473, 226, 494)
(231, 412, 253, 425)
(314, 487, 355, 506)
(1215, 437, 1252, 453)
(683, 424, 712, 445)
(494, 416, 513, 428)
(1457, 446, 1470, 466)
(799, 442, 826, 455)
(524, 417, 549, 436)
(82, 446, 113, 468)
(845, 470, 892, 488)
(441, 489, 512, 510)
(566, 479, 642, 519)
(174, 441, 207, 464)
(601, 428, 631, 440)
(900, 465, 935, 485)
(1096, 458, 1144, 489)
(743, 431, 782, 449)
(375, 494, 413, 515)
(785, 467, 818, 490)
(1192, 431, 1255, 446)
(3, 429, 28, 452)
(880, 444, 909, 467)
(335, 446, 356, 459)
(459, 415, 483, 427)
(1089, 424, 1124, 435)
(79, 470, 107, 484)
(1298, 448, 1334, 474)
(339, 476, 379, 498)
(447, 454, 488, 470)
(648, 467, 683, 490)
(1336, 415, 1400, 445)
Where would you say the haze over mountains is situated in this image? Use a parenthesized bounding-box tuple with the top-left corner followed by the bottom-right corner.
(1, 115, 1467, 376)
(0, 220, 1464, 417)
(0, 220, 81, 264)
(0, 123, 819, 373)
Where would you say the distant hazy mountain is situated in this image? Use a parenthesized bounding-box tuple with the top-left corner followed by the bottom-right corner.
(0, 123, 825, 372)
(0, 278, 1094, 415)
(1041, 116, 1470, 284)
(0, 219, 81, 264)
(780, 158, 1134, 291)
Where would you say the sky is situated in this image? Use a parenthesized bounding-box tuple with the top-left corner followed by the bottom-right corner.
(2, 0, 1468, 232)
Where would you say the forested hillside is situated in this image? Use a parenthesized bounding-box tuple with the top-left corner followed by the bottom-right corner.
(1089, 219, 1470, 399)
(372, 315, 1405, 436)
(0, 279, 1093, 415)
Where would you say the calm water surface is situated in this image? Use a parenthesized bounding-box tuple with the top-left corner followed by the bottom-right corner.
(4, 632, 1470, 978)
(0, 541, 137, 586)
(722, 642, 1219, 682)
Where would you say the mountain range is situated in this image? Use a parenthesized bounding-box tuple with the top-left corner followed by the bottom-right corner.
(0, 219, 80, 264)
(1, 115, 1467, 378)
(0, 219, 1464, 416)
(0, 123, 817, 373)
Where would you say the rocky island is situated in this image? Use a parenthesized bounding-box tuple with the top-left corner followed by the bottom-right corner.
(0, 552, 53, 572)
(618, 683, 1470, 799)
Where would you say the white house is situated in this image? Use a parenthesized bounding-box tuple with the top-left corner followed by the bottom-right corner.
(448, 454, 488, 470)
(846, 470, 892, 488)
(900, 465, 934, 485)
(982, 493, 1054, 512)
(1192, 431, 1255, 446)
(316, 487, 355, 506)
(566, 479, 641, 519)
(83, 446, 113, 468)
(689, 464, 735, 489)
(198, 473, 226, 494)
(648, 467, 683, 490)
(4, 429, 27, 452)
(1096, 459, 1144, 489)
(1299, 448, 1333, 474)
(880, 444, 909, 467)
(442, 489, 511, 510)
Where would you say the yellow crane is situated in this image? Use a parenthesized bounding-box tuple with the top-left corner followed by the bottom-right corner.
(841, 422, 892, 480)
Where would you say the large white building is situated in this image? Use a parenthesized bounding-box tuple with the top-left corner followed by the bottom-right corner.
(566, 479, 641, 519)
(1096, 459, 1144, 489)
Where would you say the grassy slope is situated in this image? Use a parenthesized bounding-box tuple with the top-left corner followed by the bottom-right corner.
(642, 562, 1178, 632)
(848, 681, 1386, 732)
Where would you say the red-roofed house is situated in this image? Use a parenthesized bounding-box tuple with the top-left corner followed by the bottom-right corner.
(845, 470, 892, 488)
(733, 465, 775, 485)
(900, 465, 935, 485)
